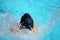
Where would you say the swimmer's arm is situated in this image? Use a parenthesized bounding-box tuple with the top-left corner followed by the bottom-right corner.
(32, 25, 38, 33)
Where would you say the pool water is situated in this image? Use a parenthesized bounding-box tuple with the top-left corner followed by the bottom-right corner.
(0, 0, 60, 40)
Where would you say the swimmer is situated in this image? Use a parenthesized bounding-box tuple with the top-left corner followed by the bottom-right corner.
(19, 13, 38, 33)
(10, 13, 38, 33)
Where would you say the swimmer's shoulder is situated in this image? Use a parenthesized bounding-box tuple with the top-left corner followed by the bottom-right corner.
(32, 25, 38, 33)
(9, 22, 19, 32)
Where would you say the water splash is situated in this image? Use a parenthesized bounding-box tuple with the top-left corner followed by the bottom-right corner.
(0, 8, 60, 40)
(0, 12, 38, 40)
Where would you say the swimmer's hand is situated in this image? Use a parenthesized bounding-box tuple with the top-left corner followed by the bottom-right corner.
(9, 27, 14, 32)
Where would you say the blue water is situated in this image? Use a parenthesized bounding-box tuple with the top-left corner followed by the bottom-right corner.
(0, 0, 60, 40)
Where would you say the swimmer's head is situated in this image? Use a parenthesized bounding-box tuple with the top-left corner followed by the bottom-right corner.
(19, 13, 34, 30)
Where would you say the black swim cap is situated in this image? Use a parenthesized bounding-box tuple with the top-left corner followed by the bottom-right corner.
(19, 13, 34, 30)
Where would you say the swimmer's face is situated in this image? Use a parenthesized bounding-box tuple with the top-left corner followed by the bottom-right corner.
(20, 13, 34, 30)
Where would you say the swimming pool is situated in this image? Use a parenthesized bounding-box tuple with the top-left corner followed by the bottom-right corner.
(0, 0, 60, 40)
